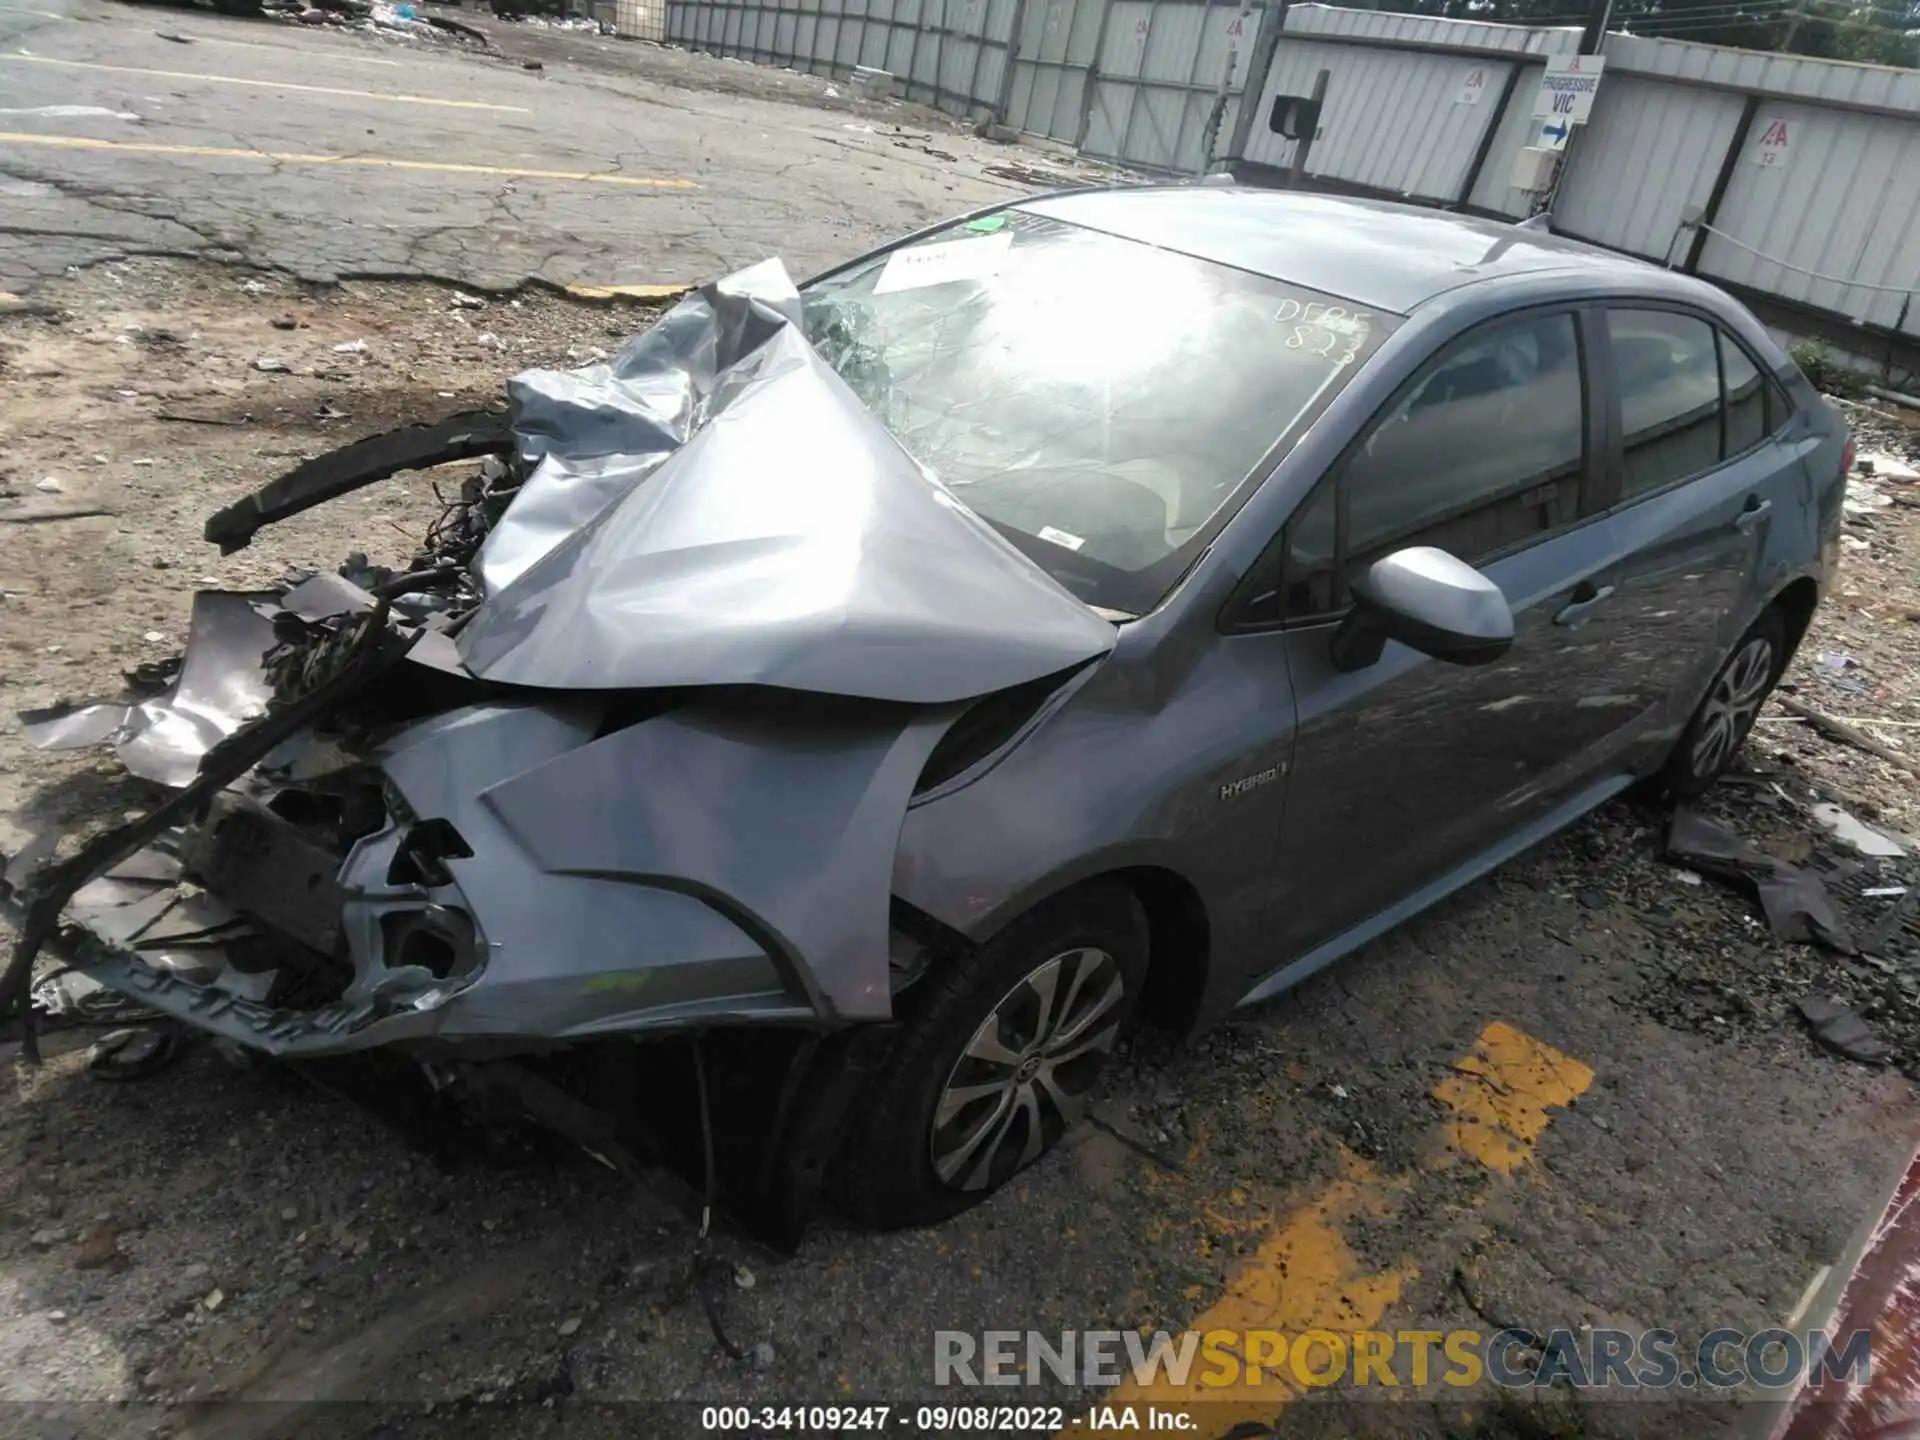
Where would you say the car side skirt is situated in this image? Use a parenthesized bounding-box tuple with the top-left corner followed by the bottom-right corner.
(1233, 771, 1637, 1010)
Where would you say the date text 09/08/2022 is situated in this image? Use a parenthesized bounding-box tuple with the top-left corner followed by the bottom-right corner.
(699, 1405, 1192, 1432)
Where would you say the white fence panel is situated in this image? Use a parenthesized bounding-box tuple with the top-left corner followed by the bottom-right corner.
(1703, 106, 1920, 336)
(1241, 38, 1513, 203)
(1006, 0, 1107, 143)
(1552, 74, 1743, 263)
(1081, 1, 1250, 174)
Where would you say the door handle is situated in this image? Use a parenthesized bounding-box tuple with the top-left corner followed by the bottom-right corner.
(1734, 497, 1773, 534)
(1553, 582, 1615, 627)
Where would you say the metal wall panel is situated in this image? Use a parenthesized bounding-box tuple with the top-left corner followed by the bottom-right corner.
(1466, 61, 1550, 217)
(666, 0, 1017, 117)
(1080, 2, 1252, 174)
(1606, 31, 1920, 116)
(1552, 74, 1744, 263)
(1283, 2, 1582, 58)
(1005, 0, 1106, 142)
(1241, 37, 1512, 203)
(1703, 105, 1920, 336)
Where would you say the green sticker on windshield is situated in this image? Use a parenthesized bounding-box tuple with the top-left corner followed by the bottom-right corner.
(966, 215, 1008, 232)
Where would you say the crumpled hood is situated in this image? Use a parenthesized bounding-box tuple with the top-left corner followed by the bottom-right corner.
(457, 258, 1118, 704)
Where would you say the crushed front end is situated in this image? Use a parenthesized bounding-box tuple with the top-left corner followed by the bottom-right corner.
(1, 256, 1115, 1065)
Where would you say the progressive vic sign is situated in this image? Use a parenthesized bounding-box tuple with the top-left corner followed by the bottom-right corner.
(1531, 54, 1606, 125)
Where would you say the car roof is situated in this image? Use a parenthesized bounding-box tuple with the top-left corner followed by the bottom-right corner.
(1019, 186, 1664, 315)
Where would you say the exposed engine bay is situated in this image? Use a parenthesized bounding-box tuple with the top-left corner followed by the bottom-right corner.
(0, 257, 1116, 1078)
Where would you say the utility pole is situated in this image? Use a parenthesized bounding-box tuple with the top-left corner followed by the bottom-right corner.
(1780, 0, 1811, 52)
(1540, 0, 1615, 217)
(1197, 0, 1257, 176)
(1578, 0, 1616, 53)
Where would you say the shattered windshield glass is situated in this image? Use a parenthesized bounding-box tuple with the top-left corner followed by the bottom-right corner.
(801, 208, 1396, 614)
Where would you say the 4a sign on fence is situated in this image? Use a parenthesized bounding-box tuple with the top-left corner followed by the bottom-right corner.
(1751, 117, 1792, 167)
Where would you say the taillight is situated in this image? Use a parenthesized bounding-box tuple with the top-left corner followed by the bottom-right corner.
(1842, 432, 1857, 479)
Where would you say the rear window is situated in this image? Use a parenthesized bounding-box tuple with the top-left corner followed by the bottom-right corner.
(1611, 309, 1721, 501)
(801, 210, 1398, 615)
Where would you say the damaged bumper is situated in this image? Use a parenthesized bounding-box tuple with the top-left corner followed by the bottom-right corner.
(6, 257, 1111, 1059)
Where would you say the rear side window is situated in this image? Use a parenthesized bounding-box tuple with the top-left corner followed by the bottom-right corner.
(1275, 311, 1585, 618)
(1612, 309, 1721, 501)
(1722, 333, 1768, 456)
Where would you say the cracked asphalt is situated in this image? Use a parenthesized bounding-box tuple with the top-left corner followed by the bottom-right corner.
(0, 0, 1102, 292)
(1, 7, 1918, 1438)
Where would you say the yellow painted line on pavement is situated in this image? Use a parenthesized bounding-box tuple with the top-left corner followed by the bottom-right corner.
(0, 131, 696, 189)
(1, 52, 527, 111)
(1068, 1020, 1594, 1437)
(152, 32, 407, 66)
(1433, 1019, 1595, 1175)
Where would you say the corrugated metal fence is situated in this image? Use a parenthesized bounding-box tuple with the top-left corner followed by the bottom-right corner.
(1233, 5, 1920, 342)
(661, 0, 1022, 117)
(657, 0, 1265, 174)
(636, 0, 1918, 341)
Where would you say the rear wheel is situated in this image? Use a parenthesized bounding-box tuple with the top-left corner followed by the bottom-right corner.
(1663, 606, 1787, 796)
(838, 881, 1147, 1229)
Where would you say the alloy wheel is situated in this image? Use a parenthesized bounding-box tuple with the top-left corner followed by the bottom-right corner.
(928, 947, 1126, 1192)
(1690, 635, 1775, 778)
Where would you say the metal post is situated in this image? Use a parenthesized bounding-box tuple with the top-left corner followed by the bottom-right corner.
(1197, 0, 1257, 175)
(997, 0, 1032, 123)
(1577, 0, 1614, 53)
(1073, 0, 1118, 150)
(964, 0, 989, 115)
(1224, 0, 1287, 164)
(1456, 61, 1524, 209)
(1288, 66, 1328, 186)
(1682, 93, 1760, 273)
(1780, 0, 1810, 51)
(1540, 0, 1615, 216)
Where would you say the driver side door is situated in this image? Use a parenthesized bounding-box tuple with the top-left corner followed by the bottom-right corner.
(1257, 306, 1635, 964)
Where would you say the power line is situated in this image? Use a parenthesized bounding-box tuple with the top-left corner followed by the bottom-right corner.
(1618, 0, 1799, 18)
(1625, 2, 1900, 25)
(1627, 8, 1915, 26)
(1621, 3, 1798, 24)
(1618, 0, 1917, 21)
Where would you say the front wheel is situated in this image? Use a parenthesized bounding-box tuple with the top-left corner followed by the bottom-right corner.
(1664, 606, 1787, 796)
(838, 881, 1148, 1229)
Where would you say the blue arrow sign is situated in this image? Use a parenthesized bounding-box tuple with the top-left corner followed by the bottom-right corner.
(1542, 119, 1570, 145)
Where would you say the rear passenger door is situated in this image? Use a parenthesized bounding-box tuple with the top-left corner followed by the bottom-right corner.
(1595, 307, 1800, 739)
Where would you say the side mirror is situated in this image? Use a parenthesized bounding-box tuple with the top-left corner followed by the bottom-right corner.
(1330, 547, 1514, 672)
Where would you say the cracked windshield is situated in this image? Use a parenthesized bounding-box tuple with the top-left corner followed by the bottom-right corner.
(802, 210, 1394, 614)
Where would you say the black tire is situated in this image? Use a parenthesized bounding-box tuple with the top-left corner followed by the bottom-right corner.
(1663, 605, 1788, 797)
(838, 881, 1149, 1229)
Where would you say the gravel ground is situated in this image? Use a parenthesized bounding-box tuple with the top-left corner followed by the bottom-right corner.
(2, 261, 1917, 1438)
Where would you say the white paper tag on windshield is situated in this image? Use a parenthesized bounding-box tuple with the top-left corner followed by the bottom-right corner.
(1038, 525, 1086, 552)
(874, 232, 1013, 295)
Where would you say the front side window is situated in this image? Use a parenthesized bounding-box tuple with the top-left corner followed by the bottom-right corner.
(801, 210, 1397, 615)
(1611, 309, 1722, 500)
(1277, 311, 1586, 619)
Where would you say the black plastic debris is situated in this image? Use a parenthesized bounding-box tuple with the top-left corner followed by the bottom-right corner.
(1665, 807, 1856, 953)
(1796, 997, 1893, 1065)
